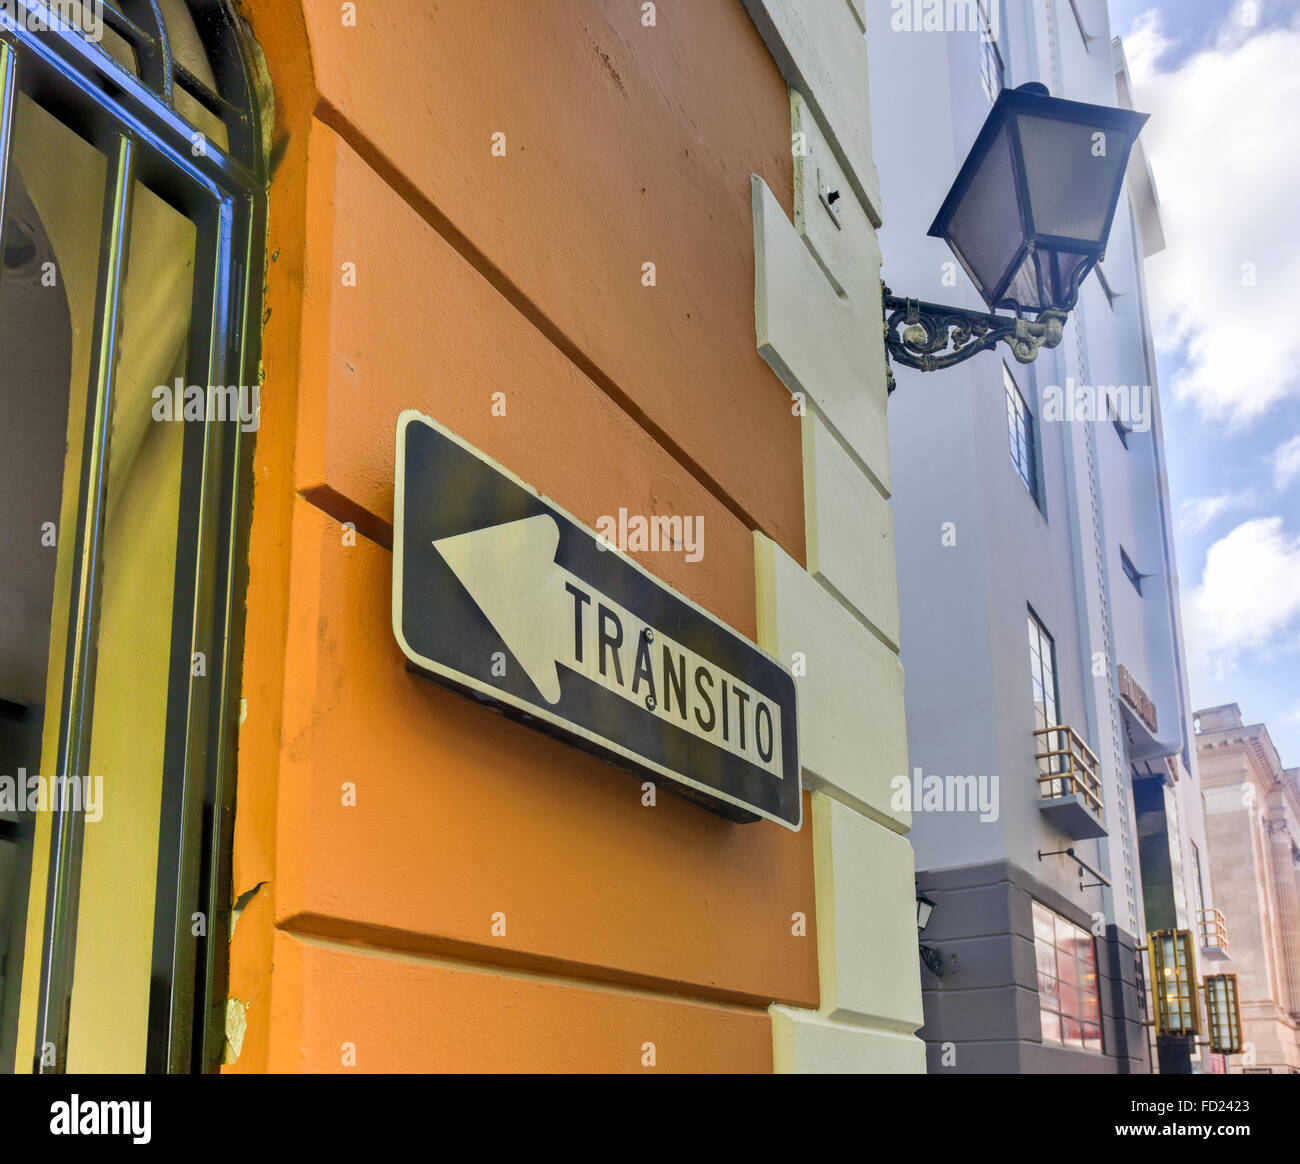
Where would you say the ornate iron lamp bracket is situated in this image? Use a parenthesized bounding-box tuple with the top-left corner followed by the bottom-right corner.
(881, 260, 1092, 393)
(882, 287, 1065, 392)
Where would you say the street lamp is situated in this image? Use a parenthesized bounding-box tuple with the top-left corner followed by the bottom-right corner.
(916, 892, 935, 932)
(917, 891, 947, 977)
(883, 82, 1148, 385)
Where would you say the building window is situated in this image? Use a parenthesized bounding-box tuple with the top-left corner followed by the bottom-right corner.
(1120, 547, 1143, 595)
(0, 6, 264, 1075)
(1029, 606, 1071, 797)
(1005, 364, 1037, 502)
(1033, 901, 1103, 1052)
(1028, 608, 1059, 734)
(1192, 841, 1206, 920)
(978, 1, 1004, 104)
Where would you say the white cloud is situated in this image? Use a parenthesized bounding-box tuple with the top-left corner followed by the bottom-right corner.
(1123, 9, 1171, 85)
(1123, 9, 1300, 426)
(1273, 432, 1300, 490)
(1178, 491, 1252, 533)
(1186, 517, 1300, 677)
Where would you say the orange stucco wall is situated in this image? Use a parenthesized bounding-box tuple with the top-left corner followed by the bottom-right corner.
(227, 0, 813, 1073)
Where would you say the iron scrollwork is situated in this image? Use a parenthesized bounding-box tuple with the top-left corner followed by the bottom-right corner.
(882, 257, 1093, 392)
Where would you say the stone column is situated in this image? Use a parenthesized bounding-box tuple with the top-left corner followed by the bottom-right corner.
(1267, 820, 1300, 1019)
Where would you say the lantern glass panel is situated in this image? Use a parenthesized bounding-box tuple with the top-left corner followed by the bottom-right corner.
(1015, 113, 1129, 244)
(945, 123, 1026, 308)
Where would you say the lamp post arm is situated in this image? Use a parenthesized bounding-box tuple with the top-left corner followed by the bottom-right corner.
(881, 287, 1066, 391)
(881, 258, 1095, 391)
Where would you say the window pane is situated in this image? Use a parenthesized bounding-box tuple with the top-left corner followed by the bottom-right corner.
(1061, 1017, 1085, 1049)
(1040, 1009, 1061, 1045)
(1005, 365, 1037, 500)
(1028, 609, 1058, 741)
(1057, 948, 1079, 989)
(1, 88, 201, 1071)
(1038, 972, 1059, 1006)
(1032, 900, 1103, 1053)
(1035, 941, 1057, 978)
(0, 91, 109, 1073)
(1079, 935, 1098, 975)
(67, 172, 197, 1072)
(1032, 902, 1055, 943)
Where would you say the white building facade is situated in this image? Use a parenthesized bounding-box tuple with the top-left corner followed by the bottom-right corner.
(865, 0, 1220, 1073)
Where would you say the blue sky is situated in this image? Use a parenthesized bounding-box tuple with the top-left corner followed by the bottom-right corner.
(1107, 0, 1300, 762)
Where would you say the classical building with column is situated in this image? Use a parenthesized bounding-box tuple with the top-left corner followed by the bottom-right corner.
(1196, 704, 1300, 1074)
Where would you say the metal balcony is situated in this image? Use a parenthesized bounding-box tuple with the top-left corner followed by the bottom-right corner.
(1034, 724, 1107, 840)
(1199, 906, 1231, 961)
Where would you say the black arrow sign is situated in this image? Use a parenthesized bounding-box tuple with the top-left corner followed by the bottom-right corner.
(392, 410, 801, 829)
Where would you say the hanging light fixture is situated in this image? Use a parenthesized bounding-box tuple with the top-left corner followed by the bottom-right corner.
(1148, 929, 1200, 1037)
(1204, 974, 1243, 1055)
(883, 82, 1148, 384)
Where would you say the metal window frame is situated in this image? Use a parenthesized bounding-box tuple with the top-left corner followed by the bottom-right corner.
(0, 0, 265, 1074)
(1027, 604, 1058, 733)
(1004, 362, 1037, 501)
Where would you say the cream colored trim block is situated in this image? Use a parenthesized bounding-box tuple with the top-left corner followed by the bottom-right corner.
(791, 92, 881, 315)
(755, 532, 908, 833)
(752, 102, 891, 499)
(802, 411, 900, 651)
(813, 793, 923, 1028)
(742, 0, 882, 224)
(771, 1004, 926, 1074)
(749, 7, 922, 1072)
(752, 176, 890, 497)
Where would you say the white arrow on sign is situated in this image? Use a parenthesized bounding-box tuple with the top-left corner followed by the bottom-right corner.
(433, 514, 784, 778)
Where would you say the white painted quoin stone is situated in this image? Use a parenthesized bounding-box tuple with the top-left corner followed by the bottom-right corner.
(752, 176, 891, 498)
(812, 794, 924, 1029)
(742, 0, 883, 224)
(747, 3, 924, 1067)
(771, 1004, 926, 1074)
(755, 532, 908, 834)
(802, 410, 900, 651)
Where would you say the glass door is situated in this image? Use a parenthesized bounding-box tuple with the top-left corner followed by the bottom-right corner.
(0, 3, 264, 1074)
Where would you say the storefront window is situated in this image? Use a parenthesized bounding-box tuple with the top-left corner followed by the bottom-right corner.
(1033, 900, 1103, 1052)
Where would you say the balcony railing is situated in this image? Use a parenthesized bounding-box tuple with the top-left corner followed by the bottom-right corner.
(1199, 906, 1230, 960)
(1034, 724, 1104, 823)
